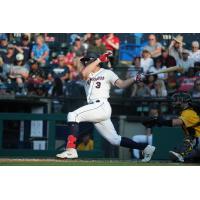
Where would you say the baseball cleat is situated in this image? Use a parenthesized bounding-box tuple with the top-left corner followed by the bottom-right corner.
(169, 151, 184, 162)
(56, 148, 78, 159)
(142, 145, 156, 162)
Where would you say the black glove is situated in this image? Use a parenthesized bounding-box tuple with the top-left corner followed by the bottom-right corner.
(142, 116, 158, 128)
(143, 116, 172, 128)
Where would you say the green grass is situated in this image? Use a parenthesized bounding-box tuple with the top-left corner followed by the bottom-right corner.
(0, 158, 199, 166)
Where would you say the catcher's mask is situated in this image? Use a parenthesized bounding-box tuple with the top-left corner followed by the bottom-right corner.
(80, 52, 100, 67)
(171, 92, 192, 110)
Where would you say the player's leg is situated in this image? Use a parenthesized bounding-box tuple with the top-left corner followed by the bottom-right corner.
(94, 119, 156, 162)
(132, 135, 147, 159)
(169, 137, 195, 163)
(56, 102, 109, 159)
(132, 135, 153, 159)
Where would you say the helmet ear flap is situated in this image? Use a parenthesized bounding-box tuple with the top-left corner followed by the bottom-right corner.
(80, 56, 98, 67)
(80, 57, 90, 67)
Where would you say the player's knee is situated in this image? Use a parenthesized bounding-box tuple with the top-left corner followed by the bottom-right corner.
(67, 112, 77, 122)
(109, 136, 121, 146)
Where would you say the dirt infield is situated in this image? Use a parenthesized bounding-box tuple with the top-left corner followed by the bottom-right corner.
(0, 158, 199, 166)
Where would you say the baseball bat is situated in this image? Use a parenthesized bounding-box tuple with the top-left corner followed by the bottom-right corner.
(146, 66, 184, 76)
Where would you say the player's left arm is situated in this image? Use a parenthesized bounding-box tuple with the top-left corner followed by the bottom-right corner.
(143, 116, 184, 128)
(115, 73, 144, 89)
(115, 78, 135, 89)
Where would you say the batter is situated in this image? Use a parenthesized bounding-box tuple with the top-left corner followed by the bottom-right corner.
(56, 51, 156, 162)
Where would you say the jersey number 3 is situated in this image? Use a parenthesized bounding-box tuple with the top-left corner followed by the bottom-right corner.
(95, 82, 101, 89)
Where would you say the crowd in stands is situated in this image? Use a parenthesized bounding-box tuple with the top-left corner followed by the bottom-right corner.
(0, 33, 200, 98)
(127, 34, 200, 98)
(0, 33, 120, 97)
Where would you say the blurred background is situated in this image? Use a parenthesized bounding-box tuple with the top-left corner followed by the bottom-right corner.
(0, 33, 199, 160)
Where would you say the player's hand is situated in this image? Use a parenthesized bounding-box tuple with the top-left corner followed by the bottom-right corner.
(143, 116, 166, 128)
(142, 116, 158, 128)
(99, 51, 113, 62)
(133, 73, 145, 83)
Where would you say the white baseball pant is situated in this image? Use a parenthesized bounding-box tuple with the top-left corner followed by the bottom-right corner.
(67, 99, 121, 146)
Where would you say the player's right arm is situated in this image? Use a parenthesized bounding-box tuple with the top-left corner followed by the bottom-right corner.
(81, 59, 101, 80)
(81, 52, 112, 80)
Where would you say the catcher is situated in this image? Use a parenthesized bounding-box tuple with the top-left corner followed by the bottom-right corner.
(143, 93, 200, 162)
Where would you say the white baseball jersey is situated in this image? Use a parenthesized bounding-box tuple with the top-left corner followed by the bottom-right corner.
(67, 68, 122, 146)
(84, 68, 119, 103)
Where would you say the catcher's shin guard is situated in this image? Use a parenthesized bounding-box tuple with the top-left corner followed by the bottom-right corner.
(179, 139, 194, 157)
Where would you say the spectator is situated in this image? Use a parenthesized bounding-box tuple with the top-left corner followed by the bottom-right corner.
(140, 49, 154, 73)
(0, 56, 6, 82)
(0, 34, 8, 56)
(145, 74, 157, 90)
(82, 33, 95, 50)
(191, 78, 200, 98)
(126, 57, 142, 78)
(178, 49, 194, 72)
(27, 59, 46, 96)
(166, 72, 178, 95)
(143, 34, 162, 58)
(49, 52, 58, 66)
(48, 55, 70, 96)
(168, 35, 184, 64)
(149, 58, 168, 80)
(102, 33, 120, 66)
(131, 81, 151, 97)
(77, 133, 94, 151)
(31, 35, 49, 65)
(9, 53, 29, 95)
(158, 48, 176, 67)
(178, 67, 198, 92)
(71, 37, 86, 74)
(2, 44, 16, 64)
(64, 50, 76, 69)
(189, 41, 200, 63)
(194, 62, 200, 76)
(72, 37, 85, 57)
(15, 34, 32, 63)
(150, 79, 167, 97)
(68, 64, 80, 80)
(88, 34, 106, 55)
(132, 107, 159, 159)
(102, 33, 120, 52)
(0, 56, 7, 94)
(148, 58, 167, 80)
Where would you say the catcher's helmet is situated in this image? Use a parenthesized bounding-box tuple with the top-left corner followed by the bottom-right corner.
(80, 52, 100, 67)
(171, 92, 192, 103)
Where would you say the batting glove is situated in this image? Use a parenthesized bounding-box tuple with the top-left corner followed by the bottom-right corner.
(98, 51, 113, 62)
(133, 73, 145, 82)
(142, 116, 158, 128)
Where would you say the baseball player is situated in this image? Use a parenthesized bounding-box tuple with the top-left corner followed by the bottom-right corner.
(56, 51, 156, 162)
(143, 93, 200, 162)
